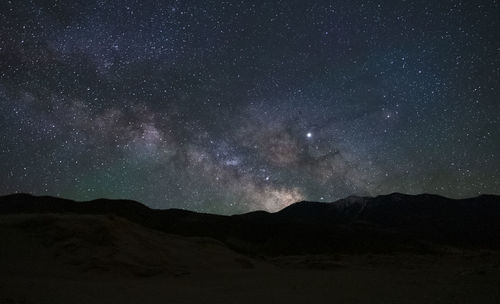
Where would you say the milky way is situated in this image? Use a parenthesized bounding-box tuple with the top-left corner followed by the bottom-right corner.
(0, 1, 499, 214)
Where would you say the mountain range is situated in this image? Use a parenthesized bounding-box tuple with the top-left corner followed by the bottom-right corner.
(2, 192, 499, 255)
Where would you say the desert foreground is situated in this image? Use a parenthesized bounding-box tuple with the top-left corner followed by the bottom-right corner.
(1, 214, 499, 304)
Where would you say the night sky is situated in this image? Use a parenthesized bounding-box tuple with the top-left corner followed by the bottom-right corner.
(0, 0, 498, 214)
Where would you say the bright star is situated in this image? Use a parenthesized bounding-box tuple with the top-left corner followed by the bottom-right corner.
(307, 132, 312, 138)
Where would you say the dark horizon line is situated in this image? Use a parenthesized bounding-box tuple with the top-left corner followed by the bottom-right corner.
(1, 191, 499, 216)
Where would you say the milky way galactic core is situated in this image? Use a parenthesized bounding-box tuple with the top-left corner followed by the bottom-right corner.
(0, 1, 498, 214)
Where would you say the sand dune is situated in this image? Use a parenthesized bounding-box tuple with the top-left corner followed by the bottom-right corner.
(1, 213, 500, 304)
(0, 214, 259, 279)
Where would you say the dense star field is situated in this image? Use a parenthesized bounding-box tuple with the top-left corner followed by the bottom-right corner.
(0, 1, 498, 214)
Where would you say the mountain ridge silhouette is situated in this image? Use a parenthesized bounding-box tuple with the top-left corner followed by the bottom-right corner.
(1, 192, 499, 255)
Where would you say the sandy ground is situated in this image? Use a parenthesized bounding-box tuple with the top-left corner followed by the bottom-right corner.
(1, 214, 499, 304)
